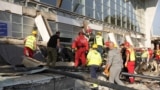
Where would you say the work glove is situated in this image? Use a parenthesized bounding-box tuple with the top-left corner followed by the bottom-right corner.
(103, 68, 109, 77)
(72, 48, 77, 52)
(86, 50, 88, 54)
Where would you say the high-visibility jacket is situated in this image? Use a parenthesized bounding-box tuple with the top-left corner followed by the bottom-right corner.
(155, 49, 160, 60)
(141, 51, 149, 58)
(156, 50, 160, 56)
(25, 35, 36, 50)
(87, 49, 102, 66)
(95, 35, 103, 46)
(126, 48, 135, 61)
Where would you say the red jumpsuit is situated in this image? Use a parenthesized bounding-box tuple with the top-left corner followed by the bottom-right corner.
(126, 48, 135, 83)
(155, 49, 160, 60)
(72, 34, 89, 67)
(148, 48, 153, 60)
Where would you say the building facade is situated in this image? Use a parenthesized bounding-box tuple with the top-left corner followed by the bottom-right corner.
(0, 0, 158, 48)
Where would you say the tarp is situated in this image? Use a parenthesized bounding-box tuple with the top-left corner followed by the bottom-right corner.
(0, 44, 46, 66)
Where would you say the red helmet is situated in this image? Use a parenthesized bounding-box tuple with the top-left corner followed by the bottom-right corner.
(105, 41, 110, 47)
(124, 42, 130, 47)
(79, 31, 84, 35)
(86, 29, 92, 33)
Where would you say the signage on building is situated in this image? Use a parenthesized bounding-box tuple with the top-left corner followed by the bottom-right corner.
(0, 22, 7, 36)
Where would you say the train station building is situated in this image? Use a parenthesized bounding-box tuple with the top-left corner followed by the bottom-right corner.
(0, 0, 159, 48)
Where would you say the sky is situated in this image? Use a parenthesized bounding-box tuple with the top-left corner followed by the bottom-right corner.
(152, 0, 160, 36)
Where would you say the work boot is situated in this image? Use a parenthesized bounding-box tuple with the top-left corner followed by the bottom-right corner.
(90, 83, 98, 90)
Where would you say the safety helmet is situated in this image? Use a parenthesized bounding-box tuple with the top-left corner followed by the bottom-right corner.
(32, 30, 37, 35)
(105, 41, 110, 47)
(114, 43, 117, 48)
(56, 31, 60, 34)
(86, 29, 92, 33)
(97, 32, 102, 35)
(124, 42, 130, 47)
(79, 31, 84, 35)
(92, 44, 98, 49)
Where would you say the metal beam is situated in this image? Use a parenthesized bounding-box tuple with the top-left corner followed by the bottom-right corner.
(56, 0, 63, 8)
(47, 69, 136, 90)
(122, 72, 160, 81)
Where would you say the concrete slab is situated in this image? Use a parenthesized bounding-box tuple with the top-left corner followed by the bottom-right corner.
(0, 73, 76, 90)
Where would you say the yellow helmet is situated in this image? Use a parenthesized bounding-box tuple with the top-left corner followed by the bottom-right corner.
(97, 32, 102, 35)
(92, 44, 98, 49)
(32, 30, 37, 35)
(114, 43, 117, 48)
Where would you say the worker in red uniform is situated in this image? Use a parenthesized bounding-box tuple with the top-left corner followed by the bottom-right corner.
(72, 31, 89, 67)
(148, 48, 153, 60)
(124, 42, 136, 83)
(85, 29, 95, 48)
(155, 44, 160, 62)
(24, 30, 37, 58)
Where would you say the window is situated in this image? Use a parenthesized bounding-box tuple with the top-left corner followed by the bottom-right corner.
(61, 0, 72, 11)
(40, 0, 56, 6)
(0, 12, 10, 21)
(48, 21, 56, 32)
(95, 11, 102, 20)
(12, 14, 22, 23)
(85, 7, 94, 18)
(23, 16, 34, 25)
(58, 23, 73, 38)
(85, 0, 94, 8)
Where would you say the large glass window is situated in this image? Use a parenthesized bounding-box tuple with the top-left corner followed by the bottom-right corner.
(12, 14, 22, 38)
(40, 0, 56, 6)
(85, 7, 94, 18)
(48, 21, 56, 32)
(85, 0, 94, 8)
(23, 16, 34, 38)
(23, 16, 34, 26)
(61, 0, 72, 11)
(103, 0, 109, 7)
(95, 2, 102, 20)
(58, 23, 73, 38)
(110, 0, 115, 10)
(95, 11, 102, 20)
(72, 0, 84, 15)
(12, 14, 22, 23)
(23, 25, 33, 37)
(0, 12, 10, 21)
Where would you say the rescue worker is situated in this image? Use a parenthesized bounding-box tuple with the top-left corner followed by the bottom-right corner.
(120, 43, 127, 79)
(47, 31, 60, 67)
(85, 29, 95, 48)
(105, 41, 110, 54)
(72, 31, 89, 67)
(94, 32, 104, 55)
(155, 44, 160, 62)
(87, 44, 102, 89)
(104, 41, 124, 90)
(124, 42, 136, 83)
(24, 30, 37, 58)
(148, 48, 153, 60)
(141, 48, 149, 63)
